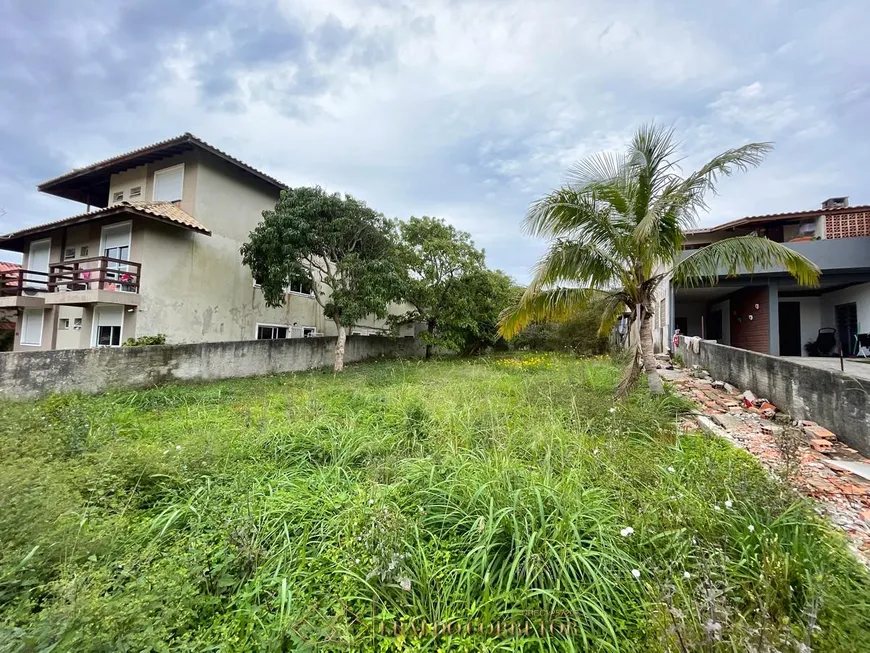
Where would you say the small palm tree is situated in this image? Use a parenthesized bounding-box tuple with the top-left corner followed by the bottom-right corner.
(499, 124, 820, 397)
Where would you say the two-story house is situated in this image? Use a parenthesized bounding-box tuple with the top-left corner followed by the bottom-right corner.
(653, 198, 870, 357)
(0, 133, 409, 351)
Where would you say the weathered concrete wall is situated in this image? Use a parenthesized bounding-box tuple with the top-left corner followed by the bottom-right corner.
(0, 335, 425, 400)
(677, 337, 870, 455)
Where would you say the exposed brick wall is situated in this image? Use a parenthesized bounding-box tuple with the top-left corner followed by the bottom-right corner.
(826, 211, 870, 239)
(730, 287, 769, 353)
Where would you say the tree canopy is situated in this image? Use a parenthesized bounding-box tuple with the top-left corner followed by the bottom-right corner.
(392, 216, 515, 356)
(241, 186, 402, 371)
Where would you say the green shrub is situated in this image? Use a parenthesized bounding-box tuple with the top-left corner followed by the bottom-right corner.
(123, 333, 167, 347)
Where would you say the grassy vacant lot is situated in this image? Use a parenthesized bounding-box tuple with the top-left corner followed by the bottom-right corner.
(1, 354, 868, 651)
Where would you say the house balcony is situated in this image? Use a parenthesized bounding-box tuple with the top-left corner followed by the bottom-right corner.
(0, 256, 142, 308)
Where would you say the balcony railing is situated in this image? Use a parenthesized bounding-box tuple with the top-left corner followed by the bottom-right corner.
(0, 257, 142, 297)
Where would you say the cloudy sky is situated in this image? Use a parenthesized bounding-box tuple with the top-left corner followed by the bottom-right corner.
(1, 0, 868, 279)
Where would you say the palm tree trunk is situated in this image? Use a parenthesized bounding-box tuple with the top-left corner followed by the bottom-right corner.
(333, 320, 346, 372)
(615, 343, 642, 399)
(639, 307, 664, 395)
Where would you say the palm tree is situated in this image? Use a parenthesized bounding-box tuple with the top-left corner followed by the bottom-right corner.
(499, 124, 820, 397)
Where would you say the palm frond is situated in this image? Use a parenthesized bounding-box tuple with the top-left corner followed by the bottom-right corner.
(523, 187, 618, 241)
(498, 287, 603, 339)
(529, 240, 621, 289)
(672, 236, 820, 287)
(633, 142, 772, 245)
(596, 293, 628, 337)
(676, 142, 773, 227)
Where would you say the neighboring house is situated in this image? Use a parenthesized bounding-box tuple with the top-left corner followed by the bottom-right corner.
(0, 133, 411, 351)
(653, 197, 870, 357)
(0, 261, 19, 350)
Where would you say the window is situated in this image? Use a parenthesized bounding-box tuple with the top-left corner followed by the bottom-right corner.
(73, 318, 83, 330)
(64, 247, 76, 261)
(257, 325, 288, 340)
(20, 309, 43, 346)
(129, 186, 142, 199)
(80, 245, 89, 257)
(287, 277, 314, 295)
(252, 275, 315, 296)
(59, 318, 70, 330)
(153, 164, 184, 202)
(112, 190, 124, 203)
(303, 327, 316, 338)
(96, 326, 121, 347)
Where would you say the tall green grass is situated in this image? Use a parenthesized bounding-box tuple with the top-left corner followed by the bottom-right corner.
(0, 354, 868, 651)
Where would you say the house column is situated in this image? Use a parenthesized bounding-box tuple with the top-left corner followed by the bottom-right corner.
(768, 279, 779, 356)
(668, 281, 676, 350)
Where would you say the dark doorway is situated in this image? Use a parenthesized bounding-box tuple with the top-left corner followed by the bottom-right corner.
(706, 309, 723, 341)
(835, 302, 858, 355)
(675, 317, 688, 335)
(778, 302, 802, 356)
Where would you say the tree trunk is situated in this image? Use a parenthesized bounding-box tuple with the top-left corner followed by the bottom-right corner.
(334, 320, 346, 372)
(639, 307, 664, 395)
(615, 344, 642, 399)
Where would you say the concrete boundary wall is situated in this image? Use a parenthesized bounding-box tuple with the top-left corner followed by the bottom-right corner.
(676, 337, 870, 456)
(0, 336, 426, 400)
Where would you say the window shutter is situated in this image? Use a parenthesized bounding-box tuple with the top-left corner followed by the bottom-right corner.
(153, 166, 184, 202)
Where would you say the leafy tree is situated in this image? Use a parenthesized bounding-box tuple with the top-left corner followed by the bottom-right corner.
(449, 268, 518, 356)
(392, 216, 491, 357)
(499, 124, 820, 397)
(241, 187, 402, 371)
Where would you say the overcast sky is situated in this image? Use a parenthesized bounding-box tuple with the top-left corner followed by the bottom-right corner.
(1, 0, 868, 279)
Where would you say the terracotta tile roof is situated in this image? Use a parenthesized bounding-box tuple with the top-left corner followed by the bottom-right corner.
(686, 204, 870, 235)
(38, 132, 287, 193)
(0, 261, 20, 273)
(0, 201, 210, 251)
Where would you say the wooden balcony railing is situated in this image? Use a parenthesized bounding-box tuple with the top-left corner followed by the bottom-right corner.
(0, 257, 141, 297)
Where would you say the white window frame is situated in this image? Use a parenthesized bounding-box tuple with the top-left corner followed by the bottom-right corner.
(252, 277, 316, 298)
(255, 323, 290, 340)
(20, 309, 44, 346)
(59, 318, 70, 330)
(152, 163, 185, 202)
(91, 306, 124, 348)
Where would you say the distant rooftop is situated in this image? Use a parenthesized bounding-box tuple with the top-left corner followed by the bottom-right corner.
(686, 200, 869, 236)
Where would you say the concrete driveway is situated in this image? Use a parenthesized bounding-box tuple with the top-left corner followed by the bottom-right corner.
(780, 356, 870, 382)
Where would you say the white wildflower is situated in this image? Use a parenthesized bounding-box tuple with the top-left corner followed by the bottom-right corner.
(713, 505, 721, 511)
(724, 499, 733, 509)
(683, 571, 691, 579)
(748, 524, 755, 532)
(399, 577, 412, 592)
(631, 569, 641, 579)
(592, 448, 600, 455)
(368, 499, 375, 505)
(620, 527, 635, 537)
(175, 444, 182, 450)
(609, 407, 616, 414)
(667, 466, 676, 473)
(355, 558, 360, 564)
